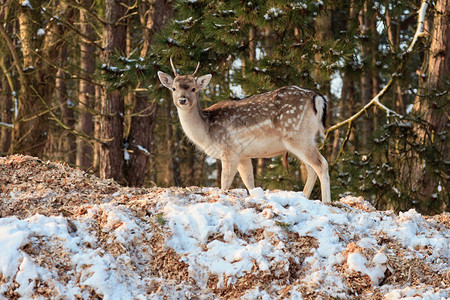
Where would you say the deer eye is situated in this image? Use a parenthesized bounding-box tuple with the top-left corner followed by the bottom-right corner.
(192, 88, 196, 92)
(172, 87, 176, 91)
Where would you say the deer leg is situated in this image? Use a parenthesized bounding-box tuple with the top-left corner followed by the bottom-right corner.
(302, 162, 317, 199)
(220, 154, 239, 189)
(237, 158, 255, 191)
(284, 142, 331, 203)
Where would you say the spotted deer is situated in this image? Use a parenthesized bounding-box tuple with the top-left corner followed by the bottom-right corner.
(157, 59, 331, 203)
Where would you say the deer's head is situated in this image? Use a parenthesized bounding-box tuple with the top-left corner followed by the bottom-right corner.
(157, 58, 212, 110)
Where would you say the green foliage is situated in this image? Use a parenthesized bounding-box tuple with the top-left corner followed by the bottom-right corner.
(101, 0, 447, 214)
(258, 156, 303, 191)
(275, 221, 292, 232)
(330, 113, 448, 214)
(155, 213, 167, 226)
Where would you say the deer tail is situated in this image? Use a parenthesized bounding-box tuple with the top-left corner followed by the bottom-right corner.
(313, 94, 328, 137)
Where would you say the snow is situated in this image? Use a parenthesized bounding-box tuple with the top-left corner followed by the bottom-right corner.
(21, 0, 32, 9)
(264, 7, 284, 20)
(137, 145, 150, 156)
(0, 122, 13, 128)
(0, 156, 449, 299)
(347, 252, 387, 285)
(174, 17, 193, 24)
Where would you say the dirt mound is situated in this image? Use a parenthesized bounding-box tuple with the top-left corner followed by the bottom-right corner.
(0, 155, 449, 299)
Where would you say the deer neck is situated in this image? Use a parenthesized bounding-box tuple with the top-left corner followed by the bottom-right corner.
(176, 104, 217, 156)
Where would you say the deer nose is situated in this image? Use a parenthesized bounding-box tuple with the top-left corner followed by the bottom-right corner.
(178, 98, 187, 105)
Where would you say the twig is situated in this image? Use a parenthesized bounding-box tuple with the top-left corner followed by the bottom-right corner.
(0, 23, 25, 84)
(65, 0, 106, 26)
(325, 77, 398, 139)
(406, 1, 429, 53)
(31, 86, 112, 145)
(0, 122, 13, 129)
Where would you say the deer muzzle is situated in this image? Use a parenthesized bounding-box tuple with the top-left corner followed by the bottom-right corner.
(178, 98, 188, 105)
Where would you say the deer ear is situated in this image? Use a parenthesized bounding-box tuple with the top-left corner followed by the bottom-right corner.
(196, 74, 212, 90)
(157, 71, 173, 89)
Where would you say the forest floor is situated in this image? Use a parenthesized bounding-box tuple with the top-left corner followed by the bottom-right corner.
(0, 155, 449, 299)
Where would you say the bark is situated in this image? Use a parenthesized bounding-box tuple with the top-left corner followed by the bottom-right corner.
(185, 144, 196, 186)
(124, 0, 172, 186)
(370, 10, 380, 132)
(386, 8, 406, 114)
(99, 0, 129, 182)
(11, 1, 61, 157)
(0, 68, 12, 154)
(56, 42, 76, 165)
(408, 0, 449, 211)
(166, 104, 181, 186)
(359, 1, 372, 150)
(124, 96, 157, 186)
(314, 4, 335, 169)
(314, 6, 332, 90)
(93, 84, 102, 174)
(340, 72, 357, 151)
(76, 0, 96, 169)
(0, 3, 12, 154)
(331, 4, 358, 158)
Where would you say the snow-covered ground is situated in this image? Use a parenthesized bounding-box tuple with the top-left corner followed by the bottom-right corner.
(0, 155, 449, 299)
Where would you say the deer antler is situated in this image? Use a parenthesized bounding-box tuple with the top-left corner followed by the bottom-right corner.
(169, 57, 178, 76)
(192, 62, 200, 77)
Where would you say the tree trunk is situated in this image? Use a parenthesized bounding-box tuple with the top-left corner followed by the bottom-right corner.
(124, 0, 171, 186)
(76, 0, 96, 170)
(359, 1, 372, 150)
(166, 104, 181, 186)
(386, 8, 405, 114)
(11, 1, 66, 157)
(12, 1, 59, 157)
(249, 25, 266, 179)
(99, 0, 129, 182)
(0, 67, 12, 154)
(186, 145, 196, 186)
(312, 4, 333, 181)
(314, 6, 332, 91)
(124, 96, 157, 186)
(409, 0, 449, 211)
(56, 42, 76, 165)
(370, 9, 380, 132)
(93, 84, 102, 174)
(0, 3, 13, 154)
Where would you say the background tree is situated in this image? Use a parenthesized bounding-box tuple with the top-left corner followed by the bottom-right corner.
(403, 0, 449, 212)
(76, 0, 97, 170)
(98, 0, 130, 182)
(0, 0, 447, 214)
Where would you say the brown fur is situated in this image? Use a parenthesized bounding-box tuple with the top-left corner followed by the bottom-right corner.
(157, 69, 331, 203)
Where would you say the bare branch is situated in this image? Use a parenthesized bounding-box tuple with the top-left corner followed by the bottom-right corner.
(0, 24, 25, 84)
(325, 0, 429, 139)
(0, 122, 13, 129)
(406, 0, 429, 53)
(65, 0, 106, 26)
(30, 86, 113, 145)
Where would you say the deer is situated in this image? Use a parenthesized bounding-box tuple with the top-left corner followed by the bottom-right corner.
(157, 59, 331, 203)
